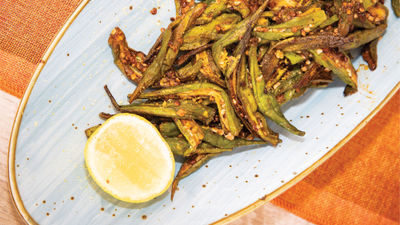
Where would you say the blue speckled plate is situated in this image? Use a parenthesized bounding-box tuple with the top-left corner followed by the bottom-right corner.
(8, 0, 400, 224)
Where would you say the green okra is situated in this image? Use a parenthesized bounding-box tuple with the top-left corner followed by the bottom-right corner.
(202, 127, 270, 148)
(273, 69, 304, 96)
(176, 60, 202, 80)
(343, 84, 358, 96)
(230, 0, 250, 18)
(176, 43, 213, 66)
(128, 25, 173, 102)
(353, 16, 376, 29)
(335, 0, 353, 36)
(173, 119, 204, 157)
(163, 3, 207, 73)
(363, 0, 375, 9)
(139, 82, 242, 137)
(195, 0, 228, 25)
(293, 64, 319, 90)
(144, 18, 182, 63)
(108, 27, 148, 84)
(165, 137, 190, 156)
(340, 24, 387, 51)
(159, 122, 181, 137)
(196, 50, 226, 87)
(196, 142, 232, 154)
(254, 7, 327, 41)
(212, 0, 269, 73)
(284, 52, 305, 65)
(361, 38, 379, 71)
(249, 42, 305, 136)
(105, 85, 216, 123)
(393, 0, 400, 17)
(310, 49, 357, 88)
(99, 112, 114, 120)
(171, 153, 218, 200)
(181, 13, 241, 50)
(319, 15, 339, 28)
(85, 125, 101, 138)
(278, 88, 307, 105)
(261, 49, 280, 82)
(236, 56, 281, 145)
(272, 34, 351, 52)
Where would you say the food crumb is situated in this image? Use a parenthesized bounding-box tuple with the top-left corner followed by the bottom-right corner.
(150, 8, 157, 15)
(192, 205, 195, 208)
(112, 214, 115, 217)
(202, 184, 206, 188)
(43, 200, 46, 204)
(70, 196, 74, 200)
(142, 215, 147, 220)
(254, 174, 259, 178)
(46, 212, 50, 216)
(100, 207, 104, 211)
(67, 53, 70, 56)
(129, 6, 133, 10)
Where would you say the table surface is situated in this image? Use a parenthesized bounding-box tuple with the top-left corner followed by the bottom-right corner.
(0, 89, 313, 225)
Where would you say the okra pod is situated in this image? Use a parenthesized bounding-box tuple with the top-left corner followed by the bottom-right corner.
(85, 125, 101, 138)
(361, 38, 379, 71)
(393, 0, 400, 17)
(237, 56, 280, 145)
(212, 0, 268, 72)
(105, 85, 216, 123)
(272, 34, 351, 52)
(249, 41, 305, 136)
(173, 119, 204, 157)
(171, 153, 218, 200)
(159, 122, 181, 137)
(139, 82, 242, 137)
(181, 13, 241, 50)
(310, 48, 357, 88)
(196, 50, 226, 87)
(163, 3, 207, 72)
(340, 24, 387, 51)
(128, 25, 173, 102)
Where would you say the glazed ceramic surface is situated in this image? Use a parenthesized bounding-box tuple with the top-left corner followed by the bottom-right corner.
(11, 0, 400, 224)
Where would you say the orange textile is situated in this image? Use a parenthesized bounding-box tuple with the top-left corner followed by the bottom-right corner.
(271, 91, 400, 225)
(0, 1, 399, 225)
(0, 0, 82, 98)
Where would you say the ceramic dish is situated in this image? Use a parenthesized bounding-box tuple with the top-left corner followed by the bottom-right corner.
(8, 0, 400, 224)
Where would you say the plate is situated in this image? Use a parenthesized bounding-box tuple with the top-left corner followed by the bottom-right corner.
(8, 0, 400, 224)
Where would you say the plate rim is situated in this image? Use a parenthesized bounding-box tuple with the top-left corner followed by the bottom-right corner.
(6, 1, 400, 224)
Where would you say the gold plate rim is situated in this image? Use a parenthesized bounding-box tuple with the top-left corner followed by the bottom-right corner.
(7, 1, 400, 224)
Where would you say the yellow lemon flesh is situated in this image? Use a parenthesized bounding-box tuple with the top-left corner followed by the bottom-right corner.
(84, 113, 175, 203)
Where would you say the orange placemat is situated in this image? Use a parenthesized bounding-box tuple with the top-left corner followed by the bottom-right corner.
(1, 1, 399, 225)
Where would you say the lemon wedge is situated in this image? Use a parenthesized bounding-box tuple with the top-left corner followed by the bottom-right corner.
(84, 113, 175, 203)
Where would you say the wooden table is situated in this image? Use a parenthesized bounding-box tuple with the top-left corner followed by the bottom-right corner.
(0, 89, 312, 224)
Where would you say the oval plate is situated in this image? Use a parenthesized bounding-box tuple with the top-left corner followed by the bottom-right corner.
(8, 0, 400, 224)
